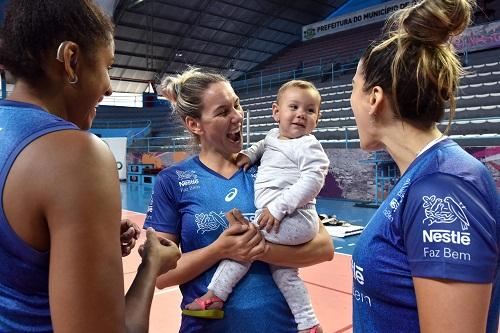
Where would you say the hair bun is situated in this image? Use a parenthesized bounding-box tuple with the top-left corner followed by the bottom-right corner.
(160, 75, 180, 104)
(402, 0, 473, 46)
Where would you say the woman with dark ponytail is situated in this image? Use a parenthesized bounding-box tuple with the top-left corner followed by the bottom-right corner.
(349, 0, 499, 331)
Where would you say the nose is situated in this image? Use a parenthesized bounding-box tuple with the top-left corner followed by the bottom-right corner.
(232, 107, 244, 122)
(297, 108, 306, 118)
(104, 85, 113, 97)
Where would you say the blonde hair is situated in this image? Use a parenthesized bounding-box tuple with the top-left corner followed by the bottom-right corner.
(361, 0, 474, 131)
(276, 80, 322, 111)
(159, 67, 228, 146)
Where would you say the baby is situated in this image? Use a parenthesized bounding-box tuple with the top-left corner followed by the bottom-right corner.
(185, 80, 329, 333)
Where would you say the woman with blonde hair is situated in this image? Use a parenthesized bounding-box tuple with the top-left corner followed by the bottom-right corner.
(144, 68, 334, 332)
(349, 0, 499, 331)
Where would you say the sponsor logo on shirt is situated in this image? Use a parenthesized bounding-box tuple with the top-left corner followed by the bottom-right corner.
(421, 195, 470, 245)
(382, 178, 411, 223)
(352, 260, 365, 285)
(195, 211, 228, 234)
(352, 259, 372, 306)
(225, 188, 238, 202)
(146, 191, 154, 215)
(421, 195, 472, 261)
(195, 211, 256, 234)
(422, 195, 470, 230)
(176, 170, 200, 191)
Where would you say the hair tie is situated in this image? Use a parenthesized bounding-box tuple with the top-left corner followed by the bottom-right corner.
(175, 83, 181, 96)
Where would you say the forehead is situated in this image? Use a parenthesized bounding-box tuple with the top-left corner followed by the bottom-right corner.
(279, 86, 320, 103)
(202, 81, 235, 106)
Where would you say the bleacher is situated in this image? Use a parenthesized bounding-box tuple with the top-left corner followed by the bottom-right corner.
(238, 48, 500, 149)
(92, 26, 500, 152)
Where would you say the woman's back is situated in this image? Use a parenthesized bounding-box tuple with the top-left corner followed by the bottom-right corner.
(0, 100, 78, 332)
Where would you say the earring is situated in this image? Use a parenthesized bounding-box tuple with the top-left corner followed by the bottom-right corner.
(56, 41, 78, 85)
(68, 75, 78, 84)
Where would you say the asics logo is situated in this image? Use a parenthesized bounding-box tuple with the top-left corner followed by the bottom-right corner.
(225, 188, 238, 202)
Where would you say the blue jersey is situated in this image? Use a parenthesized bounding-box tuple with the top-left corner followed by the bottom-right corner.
(144, 156, 296, 332)
(352, 139, 499, 332)
(0, 100, 78, 332)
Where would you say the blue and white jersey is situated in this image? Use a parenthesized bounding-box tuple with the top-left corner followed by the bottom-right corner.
(144, 156, 296, 332)
(352, 139, 499, 332)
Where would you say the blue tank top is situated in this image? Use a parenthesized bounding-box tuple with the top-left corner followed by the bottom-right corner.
(0, 100, 78, 332)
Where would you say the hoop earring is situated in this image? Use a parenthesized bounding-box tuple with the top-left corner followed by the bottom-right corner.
(68, 75, 78, 84)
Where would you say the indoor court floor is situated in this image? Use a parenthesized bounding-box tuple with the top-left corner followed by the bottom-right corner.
(120, 182, 377, 332)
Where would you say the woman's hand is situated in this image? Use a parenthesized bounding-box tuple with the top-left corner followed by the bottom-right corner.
(214, 209, 268, 262)
(138, 228, 181, 276)
(120, 219, 141, 257)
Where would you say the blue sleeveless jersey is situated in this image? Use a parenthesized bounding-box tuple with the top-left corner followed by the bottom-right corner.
(144, 156, 296, 332)
(352, 139, 499, 332)
(0, 100, 78, 332)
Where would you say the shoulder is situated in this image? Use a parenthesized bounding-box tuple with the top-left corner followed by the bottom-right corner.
(26, 130, 114, 170)
(267, 128, 280, 138)
(404, 172, 497, 233)
(413, 143, 496, 203)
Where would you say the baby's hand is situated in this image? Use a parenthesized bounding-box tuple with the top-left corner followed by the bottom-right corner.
(257, 208, 281, 233)
(235, 153, 252, 171)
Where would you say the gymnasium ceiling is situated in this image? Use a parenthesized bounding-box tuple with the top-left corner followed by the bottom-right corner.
(110, 0, 349, 93)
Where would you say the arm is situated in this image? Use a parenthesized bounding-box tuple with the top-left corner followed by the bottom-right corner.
(267, 137, 329, 221)
(39, 131, 126, 332)
(241, 138, 266, 164)
(403, 173, 498, 332)
(124, 228, 181, 333)
(228, 209, 334, 268)
(154, 212, 266, 289)
(414, 278, 491, 332)
(260, 222, 333, 267)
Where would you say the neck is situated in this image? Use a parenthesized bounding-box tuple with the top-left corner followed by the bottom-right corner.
(198, 149, 239, 178)
(383, 124, 443, 175)
(8, 80, 67, 120)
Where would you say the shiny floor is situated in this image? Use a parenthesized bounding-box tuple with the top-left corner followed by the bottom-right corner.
(120, 182, 378, 332)
(120, 182, 377, 256)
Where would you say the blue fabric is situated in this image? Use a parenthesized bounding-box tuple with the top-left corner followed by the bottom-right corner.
(0, 100, 78, 332)
(352, 139, 499, 332)
(144, 156, 296, 332)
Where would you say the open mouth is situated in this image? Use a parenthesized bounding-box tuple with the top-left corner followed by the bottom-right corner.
(227, 130, 241, 143)
(292, 123, 305, 128)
